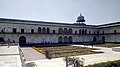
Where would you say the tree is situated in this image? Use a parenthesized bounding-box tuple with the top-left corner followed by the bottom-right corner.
(64, 56, 85, 67)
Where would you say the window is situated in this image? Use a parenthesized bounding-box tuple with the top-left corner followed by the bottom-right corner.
(79, 29, 81, 34)
(42, 27, 46, 33)
(64, 28, 68, 34)
(47, 28, 50, 34)
(38, 27, 41, 33)
(85, 29, 87, 34)
(75, 31, 77, 34)
(1, 28, 5, 33)
(94, 31, 95, 34)
(97, 31, 99, 34)
(58, 28, 63, 34)
(89, 31, 91, 34)
(53, 30, 55, 34)
(82, 29, 84, 34)
(114, 30, 116, 33)
(69, 28, 73, 34)
(31, 29, 34, 33)
(13, 28, 17, 33)
(102, 31, 104, 34)
(21, 29, 24, 33)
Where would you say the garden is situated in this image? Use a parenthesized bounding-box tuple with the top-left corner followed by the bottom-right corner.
(96, 43, 120, 48)
(32, 46, 103, 59)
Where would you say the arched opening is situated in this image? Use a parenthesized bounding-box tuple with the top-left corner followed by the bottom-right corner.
(102, 36, 105, 43)
(19, 36, 26, 46)
(31, 29, 34, 33)
(69, 28, 73, 34)
(69, 36, 73, 43)
(85, 29, 87, 34)
(47, 28, 50, 34)
(58, 36, 63, 43)
(38, 27, 41, 33)
(58, 28, 63, 34)
(79, 29, 81, 34)
(42, 27, 46, 34)
(82, 29, 84, 34)
(64, 36, 68, 43)
(93, 36, 97, 43)
(0, 37, 4, 43)
(64, 28, 68, 34)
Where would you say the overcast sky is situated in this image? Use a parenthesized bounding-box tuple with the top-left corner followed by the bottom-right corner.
(0, 0, 120, 25)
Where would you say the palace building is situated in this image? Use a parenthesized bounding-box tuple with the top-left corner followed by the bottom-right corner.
(0, 14, 120, 46)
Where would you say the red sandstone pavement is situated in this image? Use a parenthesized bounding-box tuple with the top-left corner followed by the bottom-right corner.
(21, 47, 46, 61)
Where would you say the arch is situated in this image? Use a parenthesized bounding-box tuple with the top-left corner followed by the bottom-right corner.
(82, 29, 84, 34)
(93, 36, 97, 43)
(38, 27, 41, 33)
(69, 28, 73, 34)
(102, 36, 105, 43)
(89, 31, 91, 34)
(58, 36, 63, 43)
(69, 36, 73, 43)
(58, 28, 63, 34)
(42, 27, 46, 33)
(79, 29, 81, 34)
(19, 36, 26, 45)
(0, 37, 4, 43)
(47, 28, 50, 34)
(64, 28, 68, 34)
(31, 29, 34, 33)
(85, 29, 87, 34)
(64, 36, 68, 43)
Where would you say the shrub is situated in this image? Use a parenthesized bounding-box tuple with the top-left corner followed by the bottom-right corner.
(45, 50, 52, 59)
(87, 60, 120, 67)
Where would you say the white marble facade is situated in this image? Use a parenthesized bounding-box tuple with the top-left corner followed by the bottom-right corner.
(0, 18, 120, 45)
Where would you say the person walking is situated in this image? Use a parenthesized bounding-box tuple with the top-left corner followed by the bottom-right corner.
(7, 39, 10, 48)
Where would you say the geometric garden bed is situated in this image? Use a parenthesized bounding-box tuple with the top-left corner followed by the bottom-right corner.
(32, 46, 103, 58)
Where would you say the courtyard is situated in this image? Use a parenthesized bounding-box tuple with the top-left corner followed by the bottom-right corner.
(0, 43, 120, 67)
(22, 44, 120, 67)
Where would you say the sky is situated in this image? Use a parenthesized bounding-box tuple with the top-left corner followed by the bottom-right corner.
(0, 0, 120, 25)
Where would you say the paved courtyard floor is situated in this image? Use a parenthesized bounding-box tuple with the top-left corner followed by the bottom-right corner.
(0, 46, 22, 67)
(21, 47, 46, 61)
(26, 45, 120, 67)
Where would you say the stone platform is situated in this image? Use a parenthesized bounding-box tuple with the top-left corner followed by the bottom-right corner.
(112, 47, 120, 52)
(0, 45, 22, 67)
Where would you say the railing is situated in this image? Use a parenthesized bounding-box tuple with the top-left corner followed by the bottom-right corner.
(16, 43, 26, 67)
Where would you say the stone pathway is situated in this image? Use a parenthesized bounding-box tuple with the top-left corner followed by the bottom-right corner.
(26, 45, 120, 67)
(21, 47, 46, 61)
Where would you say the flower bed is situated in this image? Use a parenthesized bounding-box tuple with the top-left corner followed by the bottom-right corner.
(32, 46, 45, 54)
(33, 46, 103, 58)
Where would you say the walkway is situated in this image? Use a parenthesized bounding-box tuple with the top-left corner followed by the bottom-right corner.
(26, 45, 120, 67)
(21, 47, 46, 61)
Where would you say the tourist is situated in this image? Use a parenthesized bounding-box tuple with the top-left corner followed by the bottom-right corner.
(7, 39, 10, 48)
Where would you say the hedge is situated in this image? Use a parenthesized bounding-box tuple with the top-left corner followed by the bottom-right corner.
(86, 60, 120, 67)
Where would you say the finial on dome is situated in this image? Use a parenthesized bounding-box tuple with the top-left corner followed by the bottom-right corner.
(80, 13, 82, 16)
